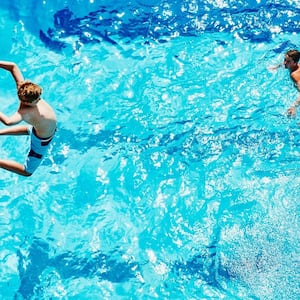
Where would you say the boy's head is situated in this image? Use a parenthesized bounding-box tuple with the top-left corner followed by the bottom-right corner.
(285, 49, 300, 63)
(284, 49, 300, 70)
(17, 81, 42, 103)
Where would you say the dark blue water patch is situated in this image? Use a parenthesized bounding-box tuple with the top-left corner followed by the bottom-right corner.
(39, 30, 67, 51)
(170, 244, 225, 286)
(16, 239, 50, 299)
(39, 1, 300, 52)
(271, 40, 299, 55)
(15, 237, 229, 299)
(15, 237, 139, 299)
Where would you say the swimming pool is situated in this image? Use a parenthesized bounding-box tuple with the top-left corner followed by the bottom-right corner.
(0, 0, 299, 298)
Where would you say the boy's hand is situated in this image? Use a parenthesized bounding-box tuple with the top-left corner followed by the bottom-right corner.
(267, 63, 282, 72)
(287, 106, 296, 117)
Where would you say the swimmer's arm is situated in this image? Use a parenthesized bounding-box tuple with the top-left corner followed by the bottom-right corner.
(287, 93, 300, 116)
(292, 76, 300, 92)
(267, 62, 283, 71)
(0, 61, 24, 86)
(0, 111, 23, 126)
(291, 93, 300, 107)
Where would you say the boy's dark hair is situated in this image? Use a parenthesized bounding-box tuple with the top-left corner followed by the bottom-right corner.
(18, 81, 42, 103)
(286, 49, 300, 63)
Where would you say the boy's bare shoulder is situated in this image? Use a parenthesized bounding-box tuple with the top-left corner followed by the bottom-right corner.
(38, 100, 57, 119)
(291, 69, 300, 82)
(18, 99, 57, 127)
(18, 103, 35, 114)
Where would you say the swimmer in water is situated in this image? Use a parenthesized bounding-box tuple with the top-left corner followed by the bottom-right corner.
(283, 50, 300, 116)
(270, 50, 300, 116)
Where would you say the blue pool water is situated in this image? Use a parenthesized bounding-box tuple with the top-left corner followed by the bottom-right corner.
(0, 0, 300, 299)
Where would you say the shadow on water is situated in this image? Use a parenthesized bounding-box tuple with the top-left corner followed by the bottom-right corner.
(38, 2, 300, 52)
(15, 237, 231, 299)
(15, 238, 138, 299)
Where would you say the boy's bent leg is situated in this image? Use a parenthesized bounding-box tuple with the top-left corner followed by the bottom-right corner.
(0, 125, 29, 136)
(0, 159, 32, 176)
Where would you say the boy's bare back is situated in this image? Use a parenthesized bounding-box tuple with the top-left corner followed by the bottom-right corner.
(19, 99, 57, 138)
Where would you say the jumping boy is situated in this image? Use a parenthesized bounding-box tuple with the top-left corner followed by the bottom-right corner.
(0, 61, 57, 176)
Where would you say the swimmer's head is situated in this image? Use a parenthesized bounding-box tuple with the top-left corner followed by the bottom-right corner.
(285, 49, 300, 63)
(284, 50, 300, 70)
(17, 81, 42, 103)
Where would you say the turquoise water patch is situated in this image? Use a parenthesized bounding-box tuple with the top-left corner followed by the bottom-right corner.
(0, 1, 299, 299)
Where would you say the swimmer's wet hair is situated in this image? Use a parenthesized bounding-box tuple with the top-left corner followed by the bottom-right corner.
(18, 80, 42, 103)
(286, 49, 300, 63)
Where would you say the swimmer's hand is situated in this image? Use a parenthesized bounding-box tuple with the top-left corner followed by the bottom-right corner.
(267, 63, 282, 72)
(287, 106, 296, 117)
(288, 97, 300, 117)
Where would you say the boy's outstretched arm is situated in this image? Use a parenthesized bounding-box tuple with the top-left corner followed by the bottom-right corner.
(0, 111, 23, 126)
(0, 61, 24, 86)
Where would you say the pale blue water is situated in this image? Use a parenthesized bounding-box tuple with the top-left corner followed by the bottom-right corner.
(0, 0, 299, 299)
